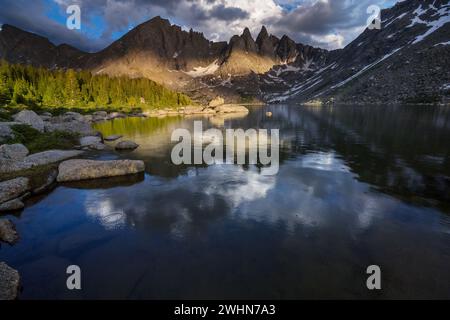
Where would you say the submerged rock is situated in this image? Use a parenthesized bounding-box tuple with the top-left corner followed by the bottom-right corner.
(0, 219, 19, 244)
(57, 159, 145, 182)
(104, 134, 122, 141)
(13, 110, 45, 132)
(0, 177, 29, 204)
(0, 143, 29, 161)
(115, 140, 139, 150)
(0, 262, 20, 300)
(0, 199, 25, 212)
(32, 169, 58, 195)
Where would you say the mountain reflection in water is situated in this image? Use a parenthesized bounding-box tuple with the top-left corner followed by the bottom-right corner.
(2, 105, 449, 299)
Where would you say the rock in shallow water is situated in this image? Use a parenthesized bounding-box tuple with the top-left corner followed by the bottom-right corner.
(79, 136, 102, 146)
(57, 159, 145, 182)
(0, 262, 20, 300)
(0, 219, 19, 244)
(215, 104, 249, 114)
(115, 140, 139, 150)
(32, 169, 58, 195)
(0, 199, 24, 212)
(104, 134, 122, 141)
(0, 177, 29, 204)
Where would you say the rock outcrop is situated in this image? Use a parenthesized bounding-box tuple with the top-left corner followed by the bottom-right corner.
(12, 110, 45, 132)
(0, 199, 25, 212)
(0, 122, 19, 141)
(0, 262, 20, 300)
(0, 0, 448, 104)
(0, 150, 84, 174)
(0, 143, 29, 161)
(0, 219, 19, 244)
(57, 159, 145, 182)
(0, 177, 29, 204)
(208, 96, 225, 108)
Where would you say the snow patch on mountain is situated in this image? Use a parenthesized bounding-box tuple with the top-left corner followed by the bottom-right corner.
(411, 4, 450, 44)
(331, 47, 403, 90)
(185, 60, 220, 77)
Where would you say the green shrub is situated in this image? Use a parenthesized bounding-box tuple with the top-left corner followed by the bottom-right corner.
(7, 124, 79, 154)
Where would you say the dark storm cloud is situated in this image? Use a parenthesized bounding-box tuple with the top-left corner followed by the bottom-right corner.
(209, 4, 249, 21)
(0, 0, 109, 51)
(0, 0, 395, 52)
(267, 0, 381, 36)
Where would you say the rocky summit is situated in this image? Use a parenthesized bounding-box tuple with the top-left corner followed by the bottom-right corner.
(0, 0, 448, 104)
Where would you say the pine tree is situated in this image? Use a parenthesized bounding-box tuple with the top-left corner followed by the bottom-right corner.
(12, 78, 30, 104)
(0, 72, 11, 105)
(64, 69, 81, 106)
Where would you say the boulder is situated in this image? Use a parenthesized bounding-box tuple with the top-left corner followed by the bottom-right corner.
(0, 177, 29, 204)
(182, 106, 205, 114)
(93, 111, 108, 118)
(0, 262, 20, 300)
(215, 104, 249, 114)
(39, 115, 52, 121)
(0, 219, 19, 244)
(79, 136, 102, 147)
(0, 199, 25, 212)
(0, 122, 20, 141)
(209, 96, 225, 108)
(44, 120, 96, 137)
(107, 112, 126, 120)
(63, 112, 85, 122)
(57, 159, 145, 182)
(0, 143, 29, 161)
(115, 140, 139, 150)
(12, 110, 45, 132)
(104, 134, 122, 141)
(23, 150, 84, 167)
(0, 158, 32, 174)
(201, 108, 217, 114)
(89, 143, 106, 150)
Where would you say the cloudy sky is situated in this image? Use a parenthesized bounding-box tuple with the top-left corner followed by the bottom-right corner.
(0, 0, 399, 52)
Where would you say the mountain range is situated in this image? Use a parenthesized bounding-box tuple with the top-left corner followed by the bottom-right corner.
(1, 0, 449, 104)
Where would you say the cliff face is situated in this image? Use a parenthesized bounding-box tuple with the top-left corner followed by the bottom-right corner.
(1, 0, 449, 104)
(0, 24, 86, 69)
(0, 16, 328, 85)
(264, 0, 450, 104)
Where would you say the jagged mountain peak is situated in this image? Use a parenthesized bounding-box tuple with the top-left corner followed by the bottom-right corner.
(256, 26, 269, 43)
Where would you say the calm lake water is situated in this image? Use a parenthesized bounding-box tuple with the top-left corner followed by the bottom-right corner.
(1, 105, 450, 299)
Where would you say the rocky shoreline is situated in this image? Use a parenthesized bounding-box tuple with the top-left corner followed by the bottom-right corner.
(0, 97, 249, 299)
